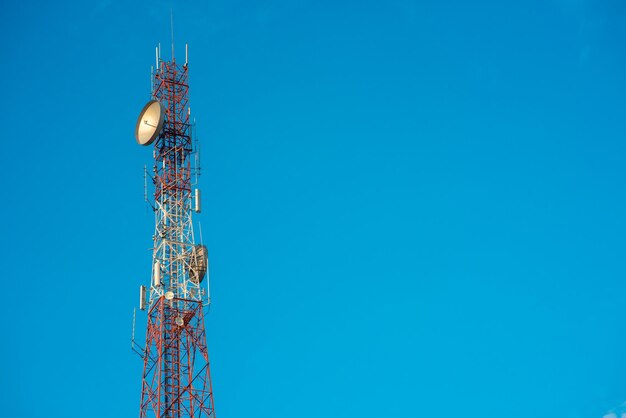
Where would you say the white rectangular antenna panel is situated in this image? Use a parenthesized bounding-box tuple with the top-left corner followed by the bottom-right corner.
(153, 260, 161, 286)
(194, 189, 201, 213)
(139, 285, 147, 310)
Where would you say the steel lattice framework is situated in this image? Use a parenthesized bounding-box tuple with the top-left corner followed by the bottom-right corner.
(139, 54, 216, 418)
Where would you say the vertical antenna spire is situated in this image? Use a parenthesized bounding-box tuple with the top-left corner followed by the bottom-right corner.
(170, 9, 175, 61)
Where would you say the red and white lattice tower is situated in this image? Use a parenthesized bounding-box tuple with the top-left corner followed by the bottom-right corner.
(133, 43, 216, 418)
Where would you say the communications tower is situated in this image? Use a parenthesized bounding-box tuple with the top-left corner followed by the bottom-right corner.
(132, 42, 217, 418)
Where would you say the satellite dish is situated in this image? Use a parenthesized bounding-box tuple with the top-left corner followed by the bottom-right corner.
(188, 245, 208, 284)
(165, 291, 175, 300)
(135, 100, 165, 146)
(175, 316, 184, 326)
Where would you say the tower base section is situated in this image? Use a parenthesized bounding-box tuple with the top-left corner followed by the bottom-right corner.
(140, 296, 216, 418)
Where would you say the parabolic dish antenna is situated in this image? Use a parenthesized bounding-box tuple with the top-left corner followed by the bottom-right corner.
(188, 244, 208, 284)
(165, 291, 175, 300)
(175, 316, 184, 326)
(135, 100, 165, 146)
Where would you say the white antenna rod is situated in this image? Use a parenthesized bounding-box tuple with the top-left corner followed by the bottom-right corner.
(170, 9, 175, 60)
(206, 256, 211, 305)
(191, 117, 202, 184)
(143, 164, 148, 203)
(155, 47, 159, 69)
(131, 307, 137, 348)
(193, 123, 198, 185)
(185, 43, 188, 66)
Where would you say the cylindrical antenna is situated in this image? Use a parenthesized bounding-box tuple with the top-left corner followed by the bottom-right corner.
(154, 260, 161, 286)
(185, 43, 188, 66)
(194, 189, 201, 213)
(155, 47, 159, 69)
(139, 286, 147, 310)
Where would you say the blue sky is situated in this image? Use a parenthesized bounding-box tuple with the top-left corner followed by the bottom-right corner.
(2, 1, 626, 417)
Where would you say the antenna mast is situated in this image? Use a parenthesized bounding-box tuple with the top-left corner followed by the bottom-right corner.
(133, 40, 216, 418)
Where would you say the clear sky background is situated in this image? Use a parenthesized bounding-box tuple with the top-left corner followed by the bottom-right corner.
(1, 1, 626, 417)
